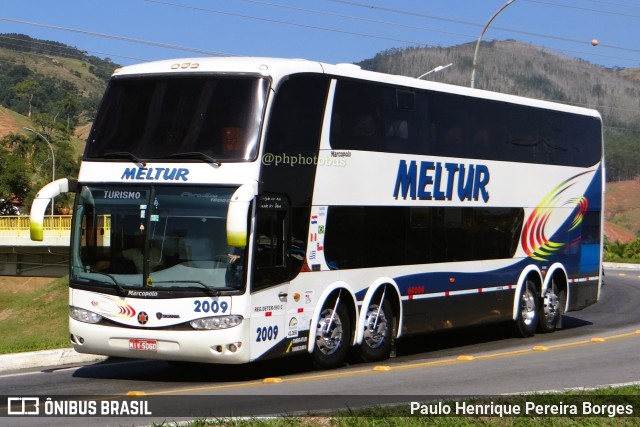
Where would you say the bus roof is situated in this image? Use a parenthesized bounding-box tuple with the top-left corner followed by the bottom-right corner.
(112, 56, 601, 119)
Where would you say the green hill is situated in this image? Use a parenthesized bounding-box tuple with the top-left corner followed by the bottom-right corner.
(0, 33, 118, 132)
(0, 34, 120, 212)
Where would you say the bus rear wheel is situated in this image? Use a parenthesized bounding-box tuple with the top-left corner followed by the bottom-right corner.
(514, 279, 539, 337)
(539, 278, 562, 333)
(311, 298, 351, 369)
(358, 299, 393, 362)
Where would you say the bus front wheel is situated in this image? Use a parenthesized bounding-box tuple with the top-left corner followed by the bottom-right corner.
(311, 298, 351, 369)
(514, 279, 539, 337)
(358, 299, 393, 362)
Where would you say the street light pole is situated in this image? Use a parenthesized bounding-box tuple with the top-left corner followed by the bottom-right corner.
(470, 0, 517, 88)
(24, 127, 55, 218)
(417, 63, 453, 80)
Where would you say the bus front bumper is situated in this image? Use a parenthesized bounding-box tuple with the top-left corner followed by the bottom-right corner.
(69, 318, 251, 364)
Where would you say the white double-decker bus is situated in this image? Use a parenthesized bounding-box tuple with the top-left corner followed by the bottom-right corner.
(30, 57, 604, 369)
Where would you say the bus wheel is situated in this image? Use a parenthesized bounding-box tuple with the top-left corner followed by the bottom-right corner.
(514, 279, 538, 337)
(539, 278, 561, 333)
(359, 299, 393, 362)
(311, 298, 351, 369)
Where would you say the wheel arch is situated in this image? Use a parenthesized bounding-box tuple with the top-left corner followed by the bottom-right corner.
(511, 264, 543, 321)
(355, 278, 403, 345)
(544, 263, 569, 313)
(307, 281, 358, 354)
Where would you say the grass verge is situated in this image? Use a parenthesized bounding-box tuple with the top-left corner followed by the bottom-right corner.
(0, 276, 68, 354)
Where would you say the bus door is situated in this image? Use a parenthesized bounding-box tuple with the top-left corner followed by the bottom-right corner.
(249, 194, 293, 360)
(249, 282, 289, 361)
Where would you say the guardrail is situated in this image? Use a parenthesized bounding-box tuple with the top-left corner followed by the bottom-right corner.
(0, 215, 72, 246)
(0, 215, 77, 276)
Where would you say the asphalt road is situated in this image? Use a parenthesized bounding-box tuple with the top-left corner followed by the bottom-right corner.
(1, 266, 639, 426)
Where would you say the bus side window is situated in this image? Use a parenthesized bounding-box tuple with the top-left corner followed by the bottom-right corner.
(252, 199, 290, 291)
(254, 210, 286, 269)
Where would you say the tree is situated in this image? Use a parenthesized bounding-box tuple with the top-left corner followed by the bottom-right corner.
(19, 124, 80, 214)
(0, 146, 32, 213)
(57, 93, 81, 131)
(31, 113, 56, 142)
(14, 78, 40, 118)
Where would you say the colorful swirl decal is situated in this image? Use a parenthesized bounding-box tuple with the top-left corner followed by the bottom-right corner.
(521, 171, 593, 261)
(91, 297, 136, 318)
(566, 196, 588, 231)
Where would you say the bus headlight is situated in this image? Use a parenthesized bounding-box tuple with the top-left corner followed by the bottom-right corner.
(190, 315, 243, 330)
(70, 306, 103, 324)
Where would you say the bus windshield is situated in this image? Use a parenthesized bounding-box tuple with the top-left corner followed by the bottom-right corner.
(71, 185, 245, 293)
(85, 76, 269, 161)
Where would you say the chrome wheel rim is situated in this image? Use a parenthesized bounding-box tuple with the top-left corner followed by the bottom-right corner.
(363, 304, 388, 349)
(520, 287, 536, 326)
(315, 308, 343, 356)
(543, 287, 559, 323)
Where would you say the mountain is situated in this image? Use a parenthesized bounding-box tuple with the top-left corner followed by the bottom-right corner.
(0, 33, 119, 139)
(604, 179, 640, 243)
(619, 68, 640, 83)
(357, 40, 640, 134)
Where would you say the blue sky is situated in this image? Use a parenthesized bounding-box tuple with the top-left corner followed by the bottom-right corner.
(0, 0, 638, 69)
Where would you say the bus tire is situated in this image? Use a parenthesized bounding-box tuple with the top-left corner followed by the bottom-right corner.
(358, 299, 393, 363)
(513, 278, 539, 337)
(539, 278, 562, 333)
(311, 297, 351, 370)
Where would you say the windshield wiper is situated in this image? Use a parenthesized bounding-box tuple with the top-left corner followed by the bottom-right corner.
(77, 267, 127, 297)
(91, 151, 147, 167)
(163, 152, 221, 166)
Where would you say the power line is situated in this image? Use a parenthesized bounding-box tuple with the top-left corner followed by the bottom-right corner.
(583, 0, 640, 9)
(144, 0, 640, 66)
(143, 0, 444, 47)
(2, 1, 640, 74)
(523, 0, 640, 19)
(329, 0, 640, 54)
(235, 0, 478, 39)
(3, 1, 640, 68)
(0, 16, 232, 57)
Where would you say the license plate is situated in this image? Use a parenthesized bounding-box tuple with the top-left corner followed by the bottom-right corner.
(129, 338, 157, 351)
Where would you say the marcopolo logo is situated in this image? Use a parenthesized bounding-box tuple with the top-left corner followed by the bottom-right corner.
(393, 159, 490, 202)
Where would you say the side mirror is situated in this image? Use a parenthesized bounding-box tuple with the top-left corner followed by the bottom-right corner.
(30, 178, 77, 241)
(227, 182, 257, 247)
